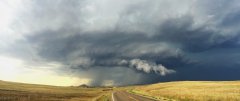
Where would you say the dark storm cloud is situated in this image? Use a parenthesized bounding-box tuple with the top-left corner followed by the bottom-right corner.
(155, 15, 234, 52)
(5, 0, 240, 85)
(26, 29, 178, 69)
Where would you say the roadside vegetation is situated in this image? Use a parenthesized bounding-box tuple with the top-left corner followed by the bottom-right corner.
(0, 80, 112, 101)
(1, 80, 240, 101)
(130, 81, 240, 101)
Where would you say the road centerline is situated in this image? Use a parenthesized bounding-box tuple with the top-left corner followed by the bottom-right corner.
(112, 92, 115, 101)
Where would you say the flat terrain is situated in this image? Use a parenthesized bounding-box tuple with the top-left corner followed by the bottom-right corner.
(130, 81, 240, 101)
(1, 80, 240, 101)
(0, 80, 111, 101)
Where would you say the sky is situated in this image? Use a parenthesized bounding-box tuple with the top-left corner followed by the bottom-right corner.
(0, 0, 240, 86)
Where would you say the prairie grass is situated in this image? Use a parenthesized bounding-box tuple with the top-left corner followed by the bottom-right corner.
(2, 80, 240, 101)
(131, 81, 240, 101)
(0, 80, 112, 101)
(95, 93, 111, 101)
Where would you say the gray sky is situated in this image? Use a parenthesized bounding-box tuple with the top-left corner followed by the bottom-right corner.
(1, 0, 240, 86)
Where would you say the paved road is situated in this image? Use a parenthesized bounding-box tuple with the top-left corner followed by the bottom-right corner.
(112, 91, 156, 101)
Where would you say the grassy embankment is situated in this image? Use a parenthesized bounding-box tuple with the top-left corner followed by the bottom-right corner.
(129, 81, 240, 101)
(0, 80, 111, 101)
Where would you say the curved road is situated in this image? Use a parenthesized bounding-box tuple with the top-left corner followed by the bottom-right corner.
(112, 91, 156, 101)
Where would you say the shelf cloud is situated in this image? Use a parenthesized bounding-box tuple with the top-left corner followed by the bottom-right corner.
(1, 0, 240, 86)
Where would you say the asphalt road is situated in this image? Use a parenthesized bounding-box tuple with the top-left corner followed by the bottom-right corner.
(112, 91, 156, 101)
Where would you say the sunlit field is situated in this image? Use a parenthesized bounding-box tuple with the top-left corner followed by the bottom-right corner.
(1, 80, 240, 101)
(130, 81, 240, 101)
(0, 80, 111, 101)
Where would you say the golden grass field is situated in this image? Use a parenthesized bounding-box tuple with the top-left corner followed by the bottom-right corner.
(130, 81, 240, 101)
(1, 80, 240, 101)
(0, 80, 111, 101)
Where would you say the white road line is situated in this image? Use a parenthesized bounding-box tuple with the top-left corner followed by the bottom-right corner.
(112, 92, 115, 101)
